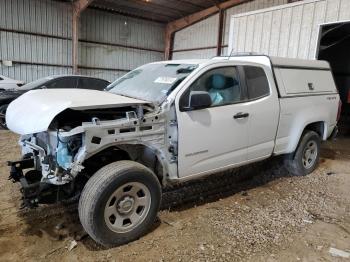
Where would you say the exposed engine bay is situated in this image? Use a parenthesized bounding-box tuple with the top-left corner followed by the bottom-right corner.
(4, 63, 195, 210)
(8, 103, 178, 208)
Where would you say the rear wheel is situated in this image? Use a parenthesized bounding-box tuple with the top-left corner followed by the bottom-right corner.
(0, 104, 8, 129)
(78, 161, 161, 247)
(284, 130, 321, 176)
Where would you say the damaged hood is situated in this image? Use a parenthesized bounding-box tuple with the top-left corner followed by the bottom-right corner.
(6, 89, 151, 135)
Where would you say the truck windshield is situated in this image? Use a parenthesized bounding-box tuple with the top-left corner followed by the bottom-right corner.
(106, 63, 198, 103)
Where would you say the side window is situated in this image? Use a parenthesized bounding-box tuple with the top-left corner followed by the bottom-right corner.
(180, 67, 243, 108)
(244, 66, 270, 100)
(79, 78, 109, 90)
(46, 78, 78, 89)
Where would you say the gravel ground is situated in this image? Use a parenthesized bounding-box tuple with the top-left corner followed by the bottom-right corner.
(0, 130, 349, 261)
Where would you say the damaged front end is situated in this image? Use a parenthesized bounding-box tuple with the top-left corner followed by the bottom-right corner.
(8, 103, 171, 208)
(8, 130, 85, 208)
(5, 88, 179, 208)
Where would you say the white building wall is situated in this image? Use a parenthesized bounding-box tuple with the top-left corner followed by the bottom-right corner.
(173, 14, 219, 51)
(228, 0, 350, 59)
(223, 0, 288, 47)
(172, 0, 288, 60)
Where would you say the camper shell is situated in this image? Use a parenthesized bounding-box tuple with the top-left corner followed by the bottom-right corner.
(5, 55, 340, 247)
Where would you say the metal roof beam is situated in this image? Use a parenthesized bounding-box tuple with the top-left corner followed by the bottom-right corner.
(72, 0, 94, 74)
(164, 0, 251, 60)
(166, 0, 251, 33)
(91, 0, 173, 22)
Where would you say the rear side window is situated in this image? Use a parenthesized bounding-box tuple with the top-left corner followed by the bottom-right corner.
(244, 66, 270, 100)
(46, 77, 78, 89)
(79, 78, 109, 90)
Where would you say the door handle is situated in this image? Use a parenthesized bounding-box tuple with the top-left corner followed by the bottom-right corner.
(233, 112, 249, 119)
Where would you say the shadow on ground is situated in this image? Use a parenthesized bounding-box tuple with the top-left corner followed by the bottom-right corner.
(18, 139, 347, 251)
(17, 156, 295, 251)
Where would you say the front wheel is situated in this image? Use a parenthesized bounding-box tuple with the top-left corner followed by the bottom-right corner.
(78, 161, 161, 247)
(284, 130, 321, 176)
(0, 104, 8, 129)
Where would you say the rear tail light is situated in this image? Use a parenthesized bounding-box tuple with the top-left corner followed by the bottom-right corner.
(337, 99, 342, 122)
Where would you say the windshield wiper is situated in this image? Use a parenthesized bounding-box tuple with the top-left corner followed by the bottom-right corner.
(110, 91, 153, 103)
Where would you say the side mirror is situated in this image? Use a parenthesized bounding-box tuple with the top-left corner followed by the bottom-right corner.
(182, 91, 212, 111)
(41, 86, 47, 89)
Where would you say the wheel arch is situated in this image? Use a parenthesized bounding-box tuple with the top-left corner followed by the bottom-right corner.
(289, 120, 326, 154)
(83, 143, 165, 185)
(304, 121, 326, 139)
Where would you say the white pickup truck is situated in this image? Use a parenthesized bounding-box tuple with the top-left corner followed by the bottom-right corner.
(6, 55, 340, 247)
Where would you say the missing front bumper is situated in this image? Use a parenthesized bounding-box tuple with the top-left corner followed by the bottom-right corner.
(7, 158, 81, 208)
(7, 158, 42, 207)
(8, 159, 60, 208)
(8, 158, 35, 182)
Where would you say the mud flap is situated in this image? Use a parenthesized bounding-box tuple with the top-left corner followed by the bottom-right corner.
(329, 126, 338, 140)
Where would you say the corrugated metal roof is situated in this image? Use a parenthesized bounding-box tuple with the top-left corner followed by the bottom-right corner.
(58, 0, 230, 23)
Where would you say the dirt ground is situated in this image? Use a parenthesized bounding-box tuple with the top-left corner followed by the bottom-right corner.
(0, 130, 349, 262)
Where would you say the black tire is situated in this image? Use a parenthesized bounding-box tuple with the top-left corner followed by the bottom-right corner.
(284, 130, 321, 176)
(0, 104, 8, 130)
(78, 160, 161, 247)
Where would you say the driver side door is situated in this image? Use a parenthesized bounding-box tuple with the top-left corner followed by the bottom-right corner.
(175, 65, 250, 178)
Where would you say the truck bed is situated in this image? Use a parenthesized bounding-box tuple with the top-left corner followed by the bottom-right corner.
(269, 56, 339, 155)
